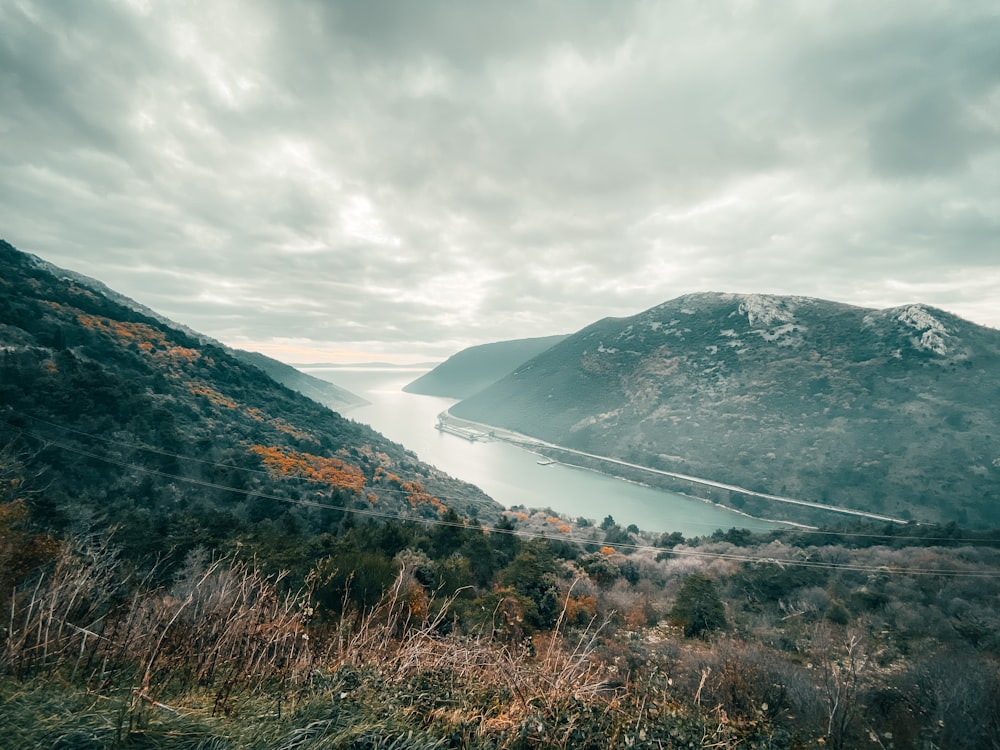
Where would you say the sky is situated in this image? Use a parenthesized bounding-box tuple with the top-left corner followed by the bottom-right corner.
(2, 0, 998, 364)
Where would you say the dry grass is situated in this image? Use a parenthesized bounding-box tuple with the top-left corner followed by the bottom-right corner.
(1, 545, 782, 749)
(2, 542, 310, 705)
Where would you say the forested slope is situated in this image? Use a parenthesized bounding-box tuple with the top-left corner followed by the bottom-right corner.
(0, 239, 499, 568)
(403, 334, 568, 398)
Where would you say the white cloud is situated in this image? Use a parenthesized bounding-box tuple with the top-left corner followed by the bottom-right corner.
(1, 0, 998, 364)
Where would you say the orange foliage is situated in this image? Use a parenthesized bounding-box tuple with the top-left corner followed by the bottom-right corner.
(545, 516, 561, 525)
(76, 312, 204, 367)
(373, 469, 446, 514)
(510, 511, 529, 521)
(269, 418, 314, 442)
(161, 345, 199, 363)
(404, 581, 430, 620)
(557, 524, 572, 534)
(563, 594, 598, 625)
(600, 546, 616, 555)
(250, 445, 365, 492)
(77, 313, 165, 346)
(189, 383, 239, 409)
(624, 603, 652, 630)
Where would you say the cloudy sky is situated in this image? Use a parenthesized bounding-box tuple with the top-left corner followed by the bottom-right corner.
(2, 0, 998, 363)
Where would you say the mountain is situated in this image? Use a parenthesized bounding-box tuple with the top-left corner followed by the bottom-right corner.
(229, 349, 368, 411)
(24, 250, 368, 412)
(403, 334, 569, 399)
(450, 293, 1000, 527)
(0, 239, 500, 566)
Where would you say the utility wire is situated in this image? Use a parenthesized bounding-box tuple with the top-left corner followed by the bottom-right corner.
(6, 409, 999, 544)
(7, 421, 1000, 578)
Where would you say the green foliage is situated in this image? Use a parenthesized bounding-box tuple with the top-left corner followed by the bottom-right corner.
(309, 550, 398, 616)
(578, 551, 622, 588)
(670, 574, 727, 638)
(500, 541, 561, 628)
(732, 562, 827, 605)
(0, 239, 500, 579)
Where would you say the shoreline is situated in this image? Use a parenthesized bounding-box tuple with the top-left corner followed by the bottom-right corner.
(439, 409, 905, 528)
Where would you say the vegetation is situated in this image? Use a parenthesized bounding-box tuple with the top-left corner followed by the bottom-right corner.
(3, 497, 1000, 748)
(450, 292, 1000, 527)
(402, 335, 569, 399)
(668, 574, 727, 638)
(3, 242, 1000, 747)
(0, 239, 499, 572)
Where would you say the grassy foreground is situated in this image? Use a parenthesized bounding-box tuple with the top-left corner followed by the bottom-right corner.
(0, 545, 782, 749)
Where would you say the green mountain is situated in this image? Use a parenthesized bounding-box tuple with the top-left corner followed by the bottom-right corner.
(403, 334, 569, 398)
(24, 252, 369, 412)
(450, 293, 1000, 526)
(0, 239, 500, 564)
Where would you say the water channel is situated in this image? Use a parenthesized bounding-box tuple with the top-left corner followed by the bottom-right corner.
(304, 366, 778, 537)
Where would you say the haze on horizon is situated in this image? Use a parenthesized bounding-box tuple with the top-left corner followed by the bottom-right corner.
(1, 0, 998, 364)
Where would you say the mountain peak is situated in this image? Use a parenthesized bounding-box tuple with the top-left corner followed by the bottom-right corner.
(452, 291, 1000, 527)
(735, 293, 800, 328)
(894, 303, 951, 356)
(863, 303, 954, 357)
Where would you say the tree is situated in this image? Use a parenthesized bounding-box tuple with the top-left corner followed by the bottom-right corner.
(670, 574, 727, 638)
(813, 623, 872, 750)
(500, 541, 560, 628)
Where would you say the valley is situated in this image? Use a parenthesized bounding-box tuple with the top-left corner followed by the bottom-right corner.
(305, 365, 778, 536)
(2, 241, 999, 749)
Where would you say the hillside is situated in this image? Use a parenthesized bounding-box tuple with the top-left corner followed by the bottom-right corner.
(0, 239, 500, 567)
(25, 251, 369, 412)
(450, 293, 1000, 527)
(403, 334, 569, 398)
(229, 348, 368, 411)
(4, 247, 1000, 749)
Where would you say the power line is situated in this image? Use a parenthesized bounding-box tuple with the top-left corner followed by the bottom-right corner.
(7, 421, 1000, 578)
(6, 409, 999, 544)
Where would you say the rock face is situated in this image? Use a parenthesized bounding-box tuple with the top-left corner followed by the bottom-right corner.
(451, 293, 1000, 526)
(403, 334, 569, 399)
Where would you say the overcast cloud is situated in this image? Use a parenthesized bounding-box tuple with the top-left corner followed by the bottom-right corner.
(2, 0, 998, 362)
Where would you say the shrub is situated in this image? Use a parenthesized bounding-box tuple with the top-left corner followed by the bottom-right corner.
(670, 574, 727, 638)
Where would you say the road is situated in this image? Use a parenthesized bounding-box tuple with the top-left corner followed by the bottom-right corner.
(440, 411, 909, 525)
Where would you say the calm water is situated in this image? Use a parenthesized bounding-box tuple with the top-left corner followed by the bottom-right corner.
(305, 367, 776, 537)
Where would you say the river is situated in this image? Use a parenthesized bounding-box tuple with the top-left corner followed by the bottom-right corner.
(304, 366, 777, 537)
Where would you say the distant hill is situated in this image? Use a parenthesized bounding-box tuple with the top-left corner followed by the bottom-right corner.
(229, 349, 368, 411)
(0, 239, 500, 567)
(403, 334, 569, 399)
(450, 293, 1000, 527)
